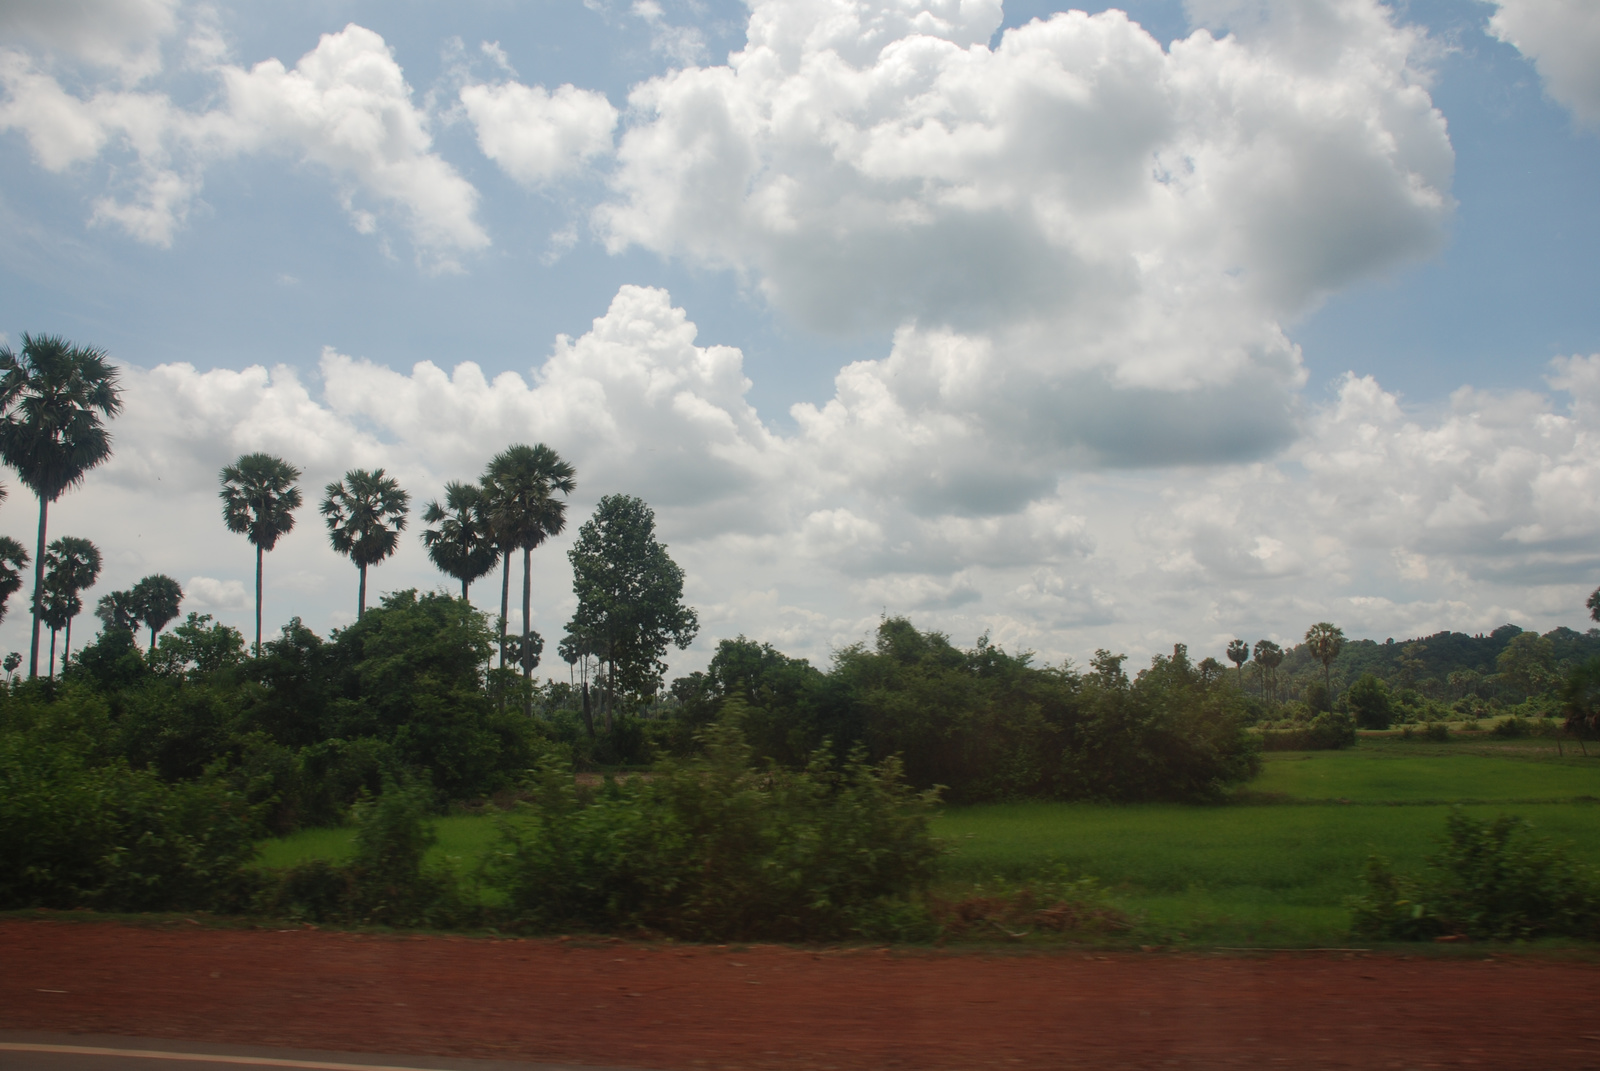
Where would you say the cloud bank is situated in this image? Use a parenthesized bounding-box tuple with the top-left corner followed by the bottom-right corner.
(6, 285, 1594, 674)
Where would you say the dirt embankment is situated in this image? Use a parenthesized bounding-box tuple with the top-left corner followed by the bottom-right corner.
(5, 918, 1600, 1070)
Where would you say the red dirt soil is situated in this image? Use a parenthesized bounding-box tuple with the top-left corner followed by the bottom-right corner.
(4, 918, 1600, 1070)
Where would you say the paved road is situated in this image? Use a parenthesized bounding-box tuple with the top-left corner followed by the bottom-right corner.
(0, 1034, 646, 1071)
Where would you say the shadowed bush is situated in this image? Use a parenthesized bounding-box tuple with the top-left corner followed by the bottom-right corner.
(1350, 810, 1600, 941)
(0, 715, 260, 912)
(484, 706, 941, 941)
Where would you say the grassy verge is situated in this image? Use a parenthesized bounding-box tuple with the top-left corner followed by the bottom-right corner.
(253, 742, 1600, 945)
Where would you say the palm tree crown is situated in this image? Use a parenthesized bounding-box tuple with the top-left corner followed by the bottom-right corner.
(0, 333, 122, 677)
(131, 574, 183, 648)
(95, 589, 140, 634)
(220, 453, 302, 654)
(1304, 621, 1346, 699)
(421, 480, 497, 601)
(0, 533, 28, 626)
(322, 468, 410, 618)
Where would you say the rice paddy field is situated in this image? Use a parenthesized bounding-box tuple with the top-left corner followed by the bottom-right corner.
(256, 732, 1600, 945)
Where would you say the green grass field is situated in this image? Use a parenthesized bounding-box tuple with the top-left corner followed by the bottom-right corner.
(256, 735, 1600, 945)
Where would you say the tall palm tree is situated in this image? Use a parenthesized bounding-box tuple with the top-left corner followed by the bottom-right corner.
(483, 444, 575, 686)
(420, 481, 497, 600)
(1253, 639, 1283, 706)
(0, 334, 123, 677)
(220, 453, 303, 656)
(1304, 622, 1345, 701)
(43, 536, 100, 668)
(131, 574, 183, 649)
(1226, 638, 1249, 689)
(321, 468, 410, 619)
(40, 576, 76, 677)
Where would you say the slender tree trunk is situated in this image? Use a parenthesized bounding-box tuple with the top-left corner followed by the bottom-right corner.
(149, 624, 156, 650)
(498, 549, 511, 670)
(461, 577, 469, 601)
(522, 545, 533, 700)
(63, 615, 73, 672)
(48, 628, 56, 678)
(605, 653, 615, 733)
(28, 496, 48, 678)
(358, 563, 367, 619)
(581, 680, 594, 737)
(255, 542, 264, 657)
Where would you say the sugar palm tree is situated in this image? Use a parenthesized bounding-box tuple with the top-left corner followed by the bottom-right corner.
(0, 334, 122, 677)
(483, 444, 575, 685)
(95, 588, 140, 635)
(1226, 638, 1249, 689)
(1253, 639, 1283, 706)
(420, 481, 497, 601)
(40, 575, 76, 677)
(1304, 622, 1345, 701)
(321, 468, 410, 619)
(131, 574, 183, 649)
(43, 536, 100, 667)
(220, 453, 303, 656)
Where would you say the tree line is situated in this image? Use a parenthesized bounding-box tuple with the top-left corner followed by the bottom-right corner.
(0, 334, 698, 714)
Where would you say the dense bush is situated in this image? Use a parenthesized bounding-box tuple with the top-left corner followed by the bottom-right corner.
(1259, 711, 1357, 751)
(1350, 811, 1600, 941)
(484, 710, 941, 941)
(671, 623, 1260, 804)
(1347, 673, 1394, 730)
(0, 697, 259, 911)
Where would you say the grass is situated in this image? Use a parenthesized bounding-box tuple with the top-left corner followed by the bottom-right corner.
(255, 815, 500, 876)
(254, 737, 1600, 946)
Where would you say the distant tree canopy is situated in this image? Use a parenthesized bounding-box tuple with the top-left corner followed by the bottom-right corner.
(566, 494, 698, 728)
(670, 618, 1261, 804)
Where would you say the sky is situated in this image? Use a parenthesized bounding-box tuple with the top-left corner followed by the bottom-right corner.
(0, 0, 1598, 677)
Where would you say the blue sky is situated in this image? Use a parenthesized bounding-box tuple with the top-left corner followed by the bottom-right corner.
(1, 0, 1598, 673)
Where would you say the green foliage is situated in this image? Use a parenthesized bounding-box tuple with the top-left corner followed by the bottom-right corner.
(1259, 710, 1356, 751)
(672, 622, 1260, 804)
(0, 696, 259, 911)
(484, 708, 941, 941)
(1562, 656, 1600, 740)
(1351, 811, 1600, 940)
(565, 494, 698, 713)
(258, 781, 470, 927)
(1347, 673, 1393, 730)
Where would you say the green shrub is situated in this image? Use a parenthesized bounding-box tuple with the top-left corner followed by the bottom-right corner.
(258, 781, 470, 928)
(484, 707, 941, 941)
(1422, 722, 1451, 742)
(1492, 716, 1533, 739)
(1347, 673, 1393, 730)
(0, 730, 260, 911)
(1350, 811, 1600, 941)
(1260, 711, 1357, 751)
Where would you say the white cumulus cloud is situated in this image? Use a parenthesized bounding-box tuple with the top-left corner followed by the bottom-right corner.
(1489, 0, 1600, 129)
(461, 79, 618, 186)
(5, 286, 1594, 676)
(579, 0, 1452, 481)
(0, 22, 487, 262)
(0, 0, 179, 80)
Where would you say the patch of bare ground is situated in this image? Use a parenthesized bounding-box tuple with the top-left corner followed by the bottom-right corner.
(6, 918, 1600, 1070)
